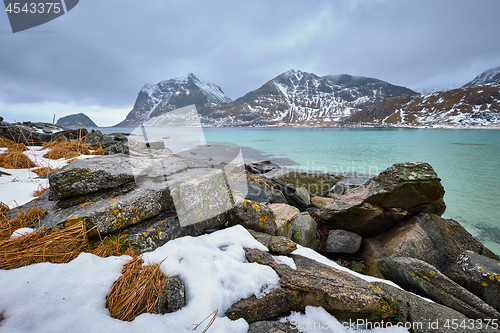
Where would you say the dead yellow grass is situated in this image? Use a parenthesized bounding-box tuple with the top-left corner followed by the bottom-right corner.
(42, 140, 95, 159)
(0, 202, 9, 217)
(0, 222, 88, 270)
(0, 138, 28, 151)
(90, 235, 138, 258)
(33, 184, 48, 197)
(31, 166, 59, 176)
(106, 256, 167, 321)
(0, 207, 46, 240)
(0, 148, 37, 169)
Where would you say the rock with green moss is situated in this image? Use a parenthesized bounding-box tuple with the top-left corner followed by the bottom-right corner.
(320, 162, 446, 236)
(291, 213, 320, 251)
(265, 169, 339, 196)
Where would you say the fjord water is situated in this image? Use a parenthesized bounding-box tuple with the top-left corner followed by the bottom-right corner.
(202, 127, 500, 254)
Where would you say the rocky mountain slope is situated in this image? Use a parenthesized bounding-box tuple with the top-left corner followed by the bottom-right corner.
(115, 67, 500, 128)
(199, 70, 417, 126)
(56, 113, 97, 128)
(114, 74, 232, 127)
(463, 66, 500, 88)
(345, 82, 500, 127)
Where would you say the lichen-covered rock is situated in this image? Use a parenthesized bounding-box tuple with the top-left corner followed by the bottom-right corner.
(361, 213, 499, 278)
(295, 187, 310, 205)
(445, 251, 500, 312)
(310, 195, 334, 209)
(291, 213, 320, 251)
(227, 248, 400, 323)
(228, 200, 277, 235)
(155, 276, 186, 313)
(268, 203, 299, 238)
(48, 154, 136, 200)
(265, 169, 339, 196)
(372, 282, 486, 333)
(326, 229, 362, 254)
(269, 236, 297, 255)
(378, 257, 500, 319)
(320, 162, 446, 236)
(247, 321, 298, 333)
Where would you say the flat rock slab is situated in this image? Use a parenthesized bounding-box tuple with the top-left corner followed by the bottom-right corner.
(268, 203, 299, 238)
(378, 257, 500, 319)
(48, 154, 193, 200)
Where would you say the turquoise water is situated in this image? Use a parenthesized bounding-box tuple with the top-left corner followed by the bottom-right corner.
(202, 127, 500, 254)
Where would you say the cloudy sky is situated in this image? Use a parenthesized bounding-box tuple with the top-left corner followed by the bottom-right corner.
(0, 0, 499, 126)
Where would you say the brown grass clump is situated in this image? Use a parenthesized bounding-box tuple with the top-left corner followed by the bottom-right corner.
(0, 202, 9, 217)
(106, 256, 167, 321)
(0, 148, 36, 169)
(0, 138, 28, 151)
(31, 166, 59, 176)
(0, 222, 88, 270)
(42, 140, 94, 159)
(33, 184, 48, 197)
(90, 235, 138, 258)
(0, 207, 46, 241)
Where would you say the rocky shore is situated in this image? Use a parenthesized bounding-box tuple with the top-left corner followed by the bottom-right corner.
(4, 123, 500, 333)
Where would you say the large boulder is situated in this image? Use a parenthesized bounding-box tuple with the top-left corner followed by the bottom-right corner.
(226, 248, 400, 323)
(320, 162, 446, 237)
(291, 213, 320, 251)
(361, 213, 499, 278)
(378, 257, 500, 319)
(445, 251, 500, 312)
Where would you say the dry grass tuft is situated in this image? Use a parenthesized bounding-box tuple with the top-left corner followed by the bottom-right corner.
(90, 235, 138, 258)
(42, 140, 94, 159)
(0, 222, 88, 270)
(0, 207, 46, 240)
(33, 184, 48, 197)
(0, 138, 27, 151)
(0, 202, 9, 217)
(106, 256, 167, 321)
(0, 148, 37, 169)
(31, 166, 59, 176)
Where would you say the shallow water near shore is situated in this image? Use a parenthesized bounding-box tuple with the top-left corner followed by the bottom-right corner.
(98, 127, 500, 255)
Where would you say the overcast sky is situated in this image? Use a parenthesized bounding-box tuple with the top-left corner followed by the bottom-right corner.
(0, 0, 499, 126)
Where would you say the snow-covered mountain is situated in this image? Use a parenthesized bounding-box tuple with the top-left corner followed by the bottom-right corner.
(199, 69, 417, 126)
(345, 82, 500, 127)
(115, 74, 232, 127)
(463, 66, 500, 88)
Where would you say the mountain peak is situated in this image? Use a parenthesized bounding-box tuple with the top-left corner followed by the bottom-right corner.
(463, 66, 500, 88)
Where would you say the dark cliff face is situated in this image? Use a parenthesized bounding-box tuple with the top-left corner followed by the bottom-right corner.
(56, 113, 97, 128)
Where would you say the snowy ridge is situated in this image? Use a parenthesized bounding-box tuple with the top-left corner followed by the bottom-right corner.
(347, 82, 500, 128)
(463, 66, 500, 88)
